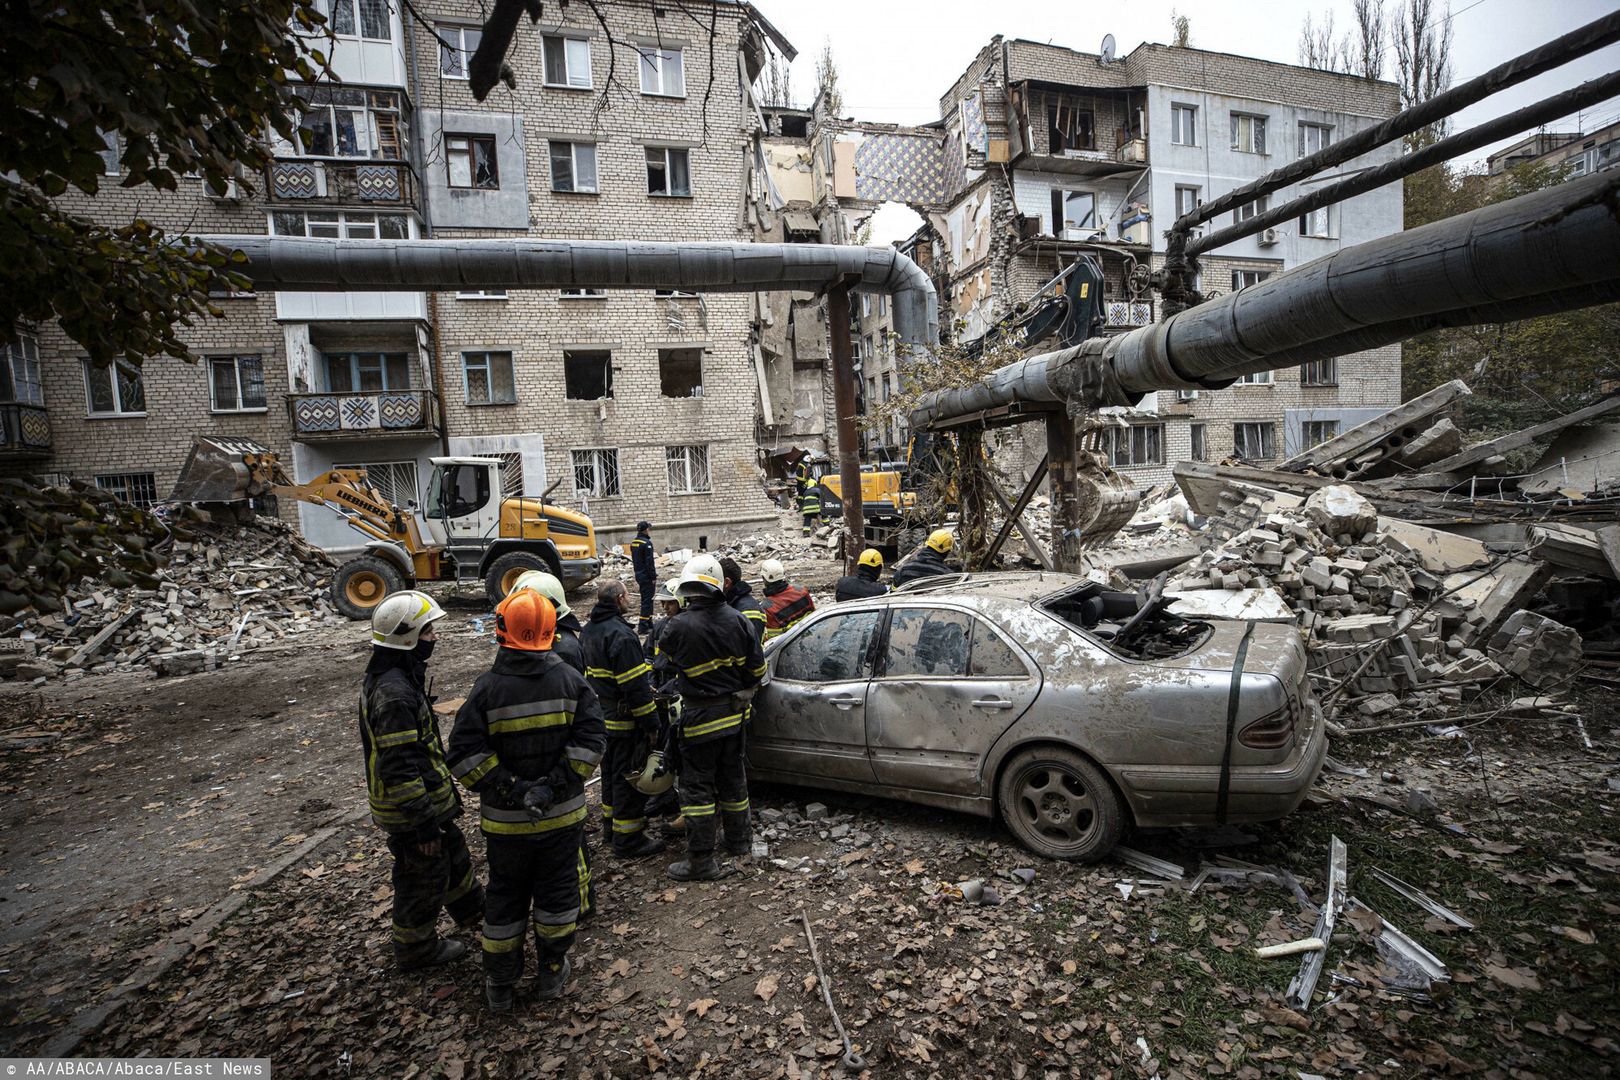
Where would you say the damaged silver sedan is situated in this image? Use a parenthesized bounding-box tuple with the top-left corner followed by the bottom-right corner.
(748, 572, 1326, 861)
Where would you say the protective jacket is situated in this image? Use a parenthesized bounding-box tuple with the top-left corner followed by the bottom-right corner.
(630, 532, 656, 583)
(659, 595, 765, 744)
(892, 549, 955, 587)
(835, 565, 889, 603)
(552, 613, 584, 673)
(581, 599, 656, 736)
(799, 486, 821, 515)
(761, 580, 815, 640)
(447, 649, 607, 837)
(725, 579, 769, 643)
(359, 648, 461, 840)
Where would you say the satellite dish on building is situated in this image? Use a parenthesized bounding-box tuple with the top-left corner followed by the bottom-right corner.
(1100, 34, 1117, 63)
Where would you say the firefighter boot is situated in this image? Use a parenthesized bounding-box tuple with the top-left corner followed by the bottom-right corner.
(399, 938, 469, 972)
(613, 831, 667, 858)
(721, 809, 752, 857)
(484, 977, 517, 1013)
(667, 814, 722, 881)
(536, 957, 572, 1001)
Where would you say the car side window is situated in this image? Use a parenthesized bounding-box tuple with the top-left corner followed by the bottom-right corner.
(882, 607, 971, 678)
(969, 619, 1027, 677)
(774, 611, 881, 683)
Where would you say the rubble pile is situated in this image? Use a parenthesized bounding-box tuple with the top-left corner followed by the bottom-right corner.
(1166, 485, 1580, 717)
(1, 515, 341, 683)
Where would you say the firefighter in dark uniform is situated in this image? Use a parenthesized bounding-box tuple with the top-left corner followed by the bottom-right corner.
(892, 529, 957, 587)
(792, 457, 811, 502)
(798, 480, 821, 535)
(581, 580, 665, 858)
(643, 580, 684, 828)
(360, 590, 483, 971)
(448, 590, 606, 1011)
(660, 554, 765, 881)
(758, 559, 816, 641)
(630, 521, 657, 635)
(719, 556, 768, 644)
(835, 548, 890, 602)
(511, 570, 583, 673)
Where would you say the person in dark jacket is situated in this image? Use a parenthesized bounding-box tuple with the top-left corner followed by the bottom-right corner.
(642, 581, 684, 829)
(835, 548, 890, 602)
(448, 590, 606, 1011)
(798, 481, 821, 535)
(581, 581, 664, 858)
(510, 570, 583, 673)
(630, 521, 657, 635)
(892, 529, 957, 588)
(360, 590, 483, 971)
(660, 554, 765, 881)
(758, 559, 815, 641)
(719, 556, 768, 644)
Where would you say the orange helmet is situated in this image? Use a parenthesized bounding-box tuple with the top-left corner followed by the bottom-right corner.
(495, 589, 556, 652)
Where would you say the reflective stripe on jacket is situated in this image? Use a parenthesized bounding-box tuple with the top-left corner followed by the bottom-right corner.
(658, 595, 765, 744)
(581, 599, 656, 735)
(359, 655, 460, 836)
(761, 581, 815, 640)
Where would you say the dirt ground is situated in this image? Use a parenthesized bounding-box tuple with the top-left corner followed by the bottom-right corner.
(2, 538, 1617, 1076)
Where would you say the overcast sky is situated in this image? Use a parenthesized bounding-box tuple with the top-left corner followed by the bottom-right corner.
(758, 0, 1620, 164)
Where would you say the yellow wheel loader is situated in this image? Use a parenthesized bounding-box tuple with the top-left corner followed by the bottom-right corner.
(172, 437, 600, 618)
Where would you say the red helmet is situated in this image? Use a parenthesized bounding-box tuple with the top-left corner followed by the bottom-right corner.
(495, 589, 556, 652)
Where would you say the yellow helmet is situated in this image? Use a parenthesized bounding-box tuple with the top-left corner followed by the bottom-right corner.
(926, 529, 954, 554)
(857, 548, 884, 569)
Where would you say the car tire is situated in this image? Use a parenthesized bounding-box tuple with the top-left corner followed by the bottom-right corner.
(996, 745, 1125, 862)
(484, 551, 552, 608)
(332, 556, 405, 620)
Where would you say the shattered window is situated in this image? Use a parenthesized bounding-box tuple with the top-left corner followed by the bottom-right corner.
(882, 608, 971, 678)
(437, 24, 481, 79)
(1050, 189, 1096, 232)
(658, 348, 703, 398)
(969, 621, 1027, 678)
(564, 350, 612, 400)
(1190, 423, 1208, 462)
(774, 611, 881, 683)
(646, 147, 691, 196)
(1233, 422, 1276, 461)
(1303, 420, 1340, 447)
(462, 351, 516, 405)
(1100, 424, 1164, 467)
(446, 133, 498, 189)
(83, 359, 145, 416)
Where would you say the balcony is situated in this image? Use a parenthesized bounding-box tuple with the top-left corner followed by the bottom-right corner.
(266, 159, 418, 209)
(1104, 301, 1155, 329)
(288, 390, 440, 441)
(0, 402, 51, 458)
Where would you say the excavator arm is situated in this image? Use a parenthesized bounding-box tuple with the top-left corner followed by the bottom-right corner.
(271, 470, 421, 548)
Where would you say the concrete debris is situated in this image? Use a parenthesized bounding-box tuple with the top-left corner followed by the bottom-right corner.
(1304, 485, 1378, 541)
(1486, 610, 1585, 690)
(1165, 588, 1295, 623)
(2, 516, 340, 682)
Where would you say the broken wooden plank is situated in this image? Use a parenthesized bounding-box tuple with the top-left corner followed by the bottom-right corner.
(65, 608, 135, 669)
(1286, 835, 1346, 1011)
(1425, 396, 1620, 476)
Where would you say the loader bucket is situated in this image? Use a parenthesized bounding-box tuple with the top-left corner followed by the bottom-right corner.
(170, 437, 287, 504)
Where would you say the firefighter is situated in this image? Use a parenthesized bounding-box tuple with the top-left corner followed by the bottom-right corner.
(892, 529, 957, 587)
(509, 570, 583, 673)
(719, 557, 769, 644)
(758, 559, 816, 641)
(360, 590, 483, 971)
(630, 521, 657, 635)
(660, 554, 765, 881)
(798, 480, 821, 535)
(792, 456, 811, 502)
(835, 548, 890, 602)
(448, 590, 606, 1012)
(581, 580, 664, 858)
(641, 581, 685, 828)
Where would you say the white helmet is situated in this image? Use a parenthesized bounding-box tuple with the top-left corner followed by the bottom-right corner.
(760, 558, 787, 585)
(676, 553, 724, 598)
(509, 568, 570, 618)
(371, 589, 446, 650)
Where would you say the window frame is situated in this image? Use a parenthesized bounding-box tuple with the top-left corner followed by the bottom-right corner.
(773, 609, 883, 684)
(456, 289, 509, 300)
(445, 132, 499, 190)
(1189, 423, 1208, 462)
(461, 350, 517, 406)
(1174, 184, 1201, 219)
(321, 351, 412, 393)
(1302, 419, 1341, 448)
(322, 0, 392, 41)
(1299, 204, 1333, 238)
(1230, 111, 1269, 154)
(1233, 195, 1270, 226)
(336, 459, 420, 509)
(1099, 423, 1165, 468)
(208, 355, 268, 413)
(571, 447, 621, 498)
(645, 146, 692, 197)
(94, 472, 158, 508)
(269, 210, 412, 240)
(83, 359, 147, 418)
(657, 347, 704, 398)
(1234, 369, 1274, 385)
(1233, 421, 1277, 461)
(562, 349, 613, 400)
(435, 23, 481, 80)
(638, 45, 686, 97)
(549, 139, 599, 193)
(1299, 121, 1334, 158)
(559, 287, 607, 300)
(3, 334, 44, 406)
(665, 443, 711, 495)
(1050, 188, 1098, 233)
(1231, 269, 1272, 291)
(542, 34, 593, 89)
(1170, 103, 1198, 147)
(1300, 357, 1339, 386)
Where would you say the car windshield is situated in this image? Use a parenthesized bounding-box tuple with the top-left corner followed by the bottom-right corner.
(1041, 582, 1209, 660)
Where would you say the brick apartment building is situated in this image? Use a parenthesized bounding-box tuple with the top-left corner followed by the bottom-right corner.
(3, 0, 786, 551)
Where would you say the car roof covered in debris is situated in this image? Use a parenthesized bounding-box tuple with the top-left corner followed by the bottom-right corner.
(892, 571, 1095, 605)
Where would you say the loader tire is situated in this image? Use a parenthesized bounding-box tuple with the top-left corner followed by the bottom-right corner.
(332, 556, 405, 620)
(485, 551, 552, 608)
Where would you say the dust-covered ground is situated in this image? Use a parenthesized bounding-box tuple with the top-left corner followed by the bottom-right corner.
(2, 534, 1617, 1076)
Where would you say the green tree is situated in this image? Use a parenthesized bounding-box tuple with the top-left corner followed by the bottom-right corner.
(1, 0, 329, 367)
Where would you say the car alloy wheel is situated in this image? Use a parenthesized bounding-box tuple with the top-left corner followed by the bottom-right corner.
(997, 746, 1124, 862)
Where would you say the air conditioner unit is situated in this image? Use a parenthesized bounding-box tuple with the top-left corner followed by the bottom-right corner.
(1257, 227, 1280, 246)
(1060, 227, 1105, 242)
(207, 178, 243, 202)
(1176, 389, 1199, 401)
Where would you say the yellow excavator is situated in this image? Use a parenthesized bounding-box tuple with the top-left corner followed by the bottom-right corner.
(171, 437, 600, 618)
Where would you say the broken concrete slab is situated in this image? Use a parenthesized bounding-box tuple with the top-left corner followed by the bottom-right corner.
(1520, 421, 1620, 496)
(1280, 379, 1472, 480)
(1305, 485, 1378, 540)
(1529, 523, 1616, 579)
(1165, 588, 1295, 623)
(1426, 395, 1620, 476)
(1487, 610, 1584, 690)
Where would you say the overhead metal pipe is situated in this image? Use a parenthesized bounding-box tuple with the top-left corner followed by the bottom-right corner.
(912, 171, 1620, 429)
(1188, 67, 1620, 257)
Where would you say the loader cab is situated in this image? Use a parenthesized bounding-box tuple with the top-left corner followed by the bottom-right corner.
(423, 457, 503, 547)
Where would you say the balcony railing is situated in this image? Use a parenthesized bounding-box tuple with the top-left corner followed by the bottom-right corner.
(288, 389, 439, 440)
(1105, 301, 1154, 328)
(0, 402, 51, 456)
(266, 159, 418, 208)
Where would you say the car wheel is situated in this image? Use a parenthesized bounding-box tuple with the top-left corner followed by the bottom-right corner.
(331, 556, 405, 620)
(996, 746, 1125, 862)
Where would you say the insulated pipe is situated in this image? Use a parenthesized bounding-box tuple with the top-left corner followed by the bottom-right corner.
(210, 237, 941, 355)
(911, 171, 1620, 428)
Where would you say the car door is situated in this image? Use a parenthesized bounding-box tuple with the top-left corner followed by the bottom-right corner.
(865, 605, 1040, 796)
(750, 609, 883, 784)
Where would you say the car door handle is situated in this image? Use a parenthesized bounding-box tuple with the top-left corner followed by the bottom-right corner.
(828, 694, 862, 710)
(972, 697, 1015, 709)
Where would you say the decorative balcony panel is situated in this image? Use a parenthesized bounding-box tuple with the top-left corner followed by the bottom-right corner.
(266, 159, 416, 208)
(288, 390, 438, 440)
(1105, 301, 1154, 328)
(0, 402, 52, 456)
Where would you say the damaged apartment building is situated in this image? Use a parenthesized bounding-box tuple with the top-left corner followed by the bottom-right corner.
(4, 0, 791, 550)
(752, 35, 1406, 487)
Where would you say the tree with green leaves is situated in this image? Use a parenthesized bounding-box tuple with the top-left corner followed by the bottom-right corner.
(2, 0, 329, 368)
